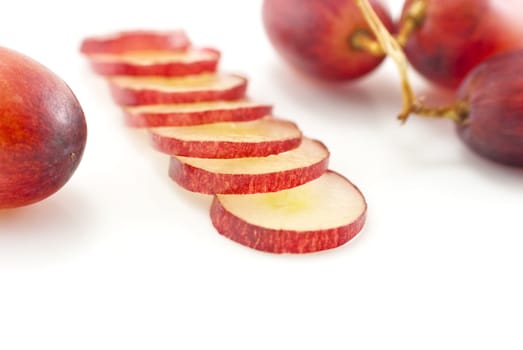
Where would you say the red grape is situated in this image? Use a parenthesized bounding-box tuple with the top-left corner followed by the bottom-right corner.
(262, 0, 395, 81)
(400, 0, 523, 89)
(456, 50, 523, 166)
(356, 0, 523, 166)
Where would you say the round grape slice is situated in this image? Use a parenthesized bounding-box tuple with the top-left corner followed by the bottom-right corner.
(80, 30, 191, 55)
(84, 47, 220, 77)
(169, 137, 329, 194)
(149, 117, 302, 158)
(124, 100, 272, 127)
(108, 73, 248, 106)
(211, 170, 367, 253)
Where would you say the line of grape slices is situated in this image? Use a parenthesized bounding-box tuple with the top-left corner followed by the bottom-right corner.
(80, 30, 367, 254)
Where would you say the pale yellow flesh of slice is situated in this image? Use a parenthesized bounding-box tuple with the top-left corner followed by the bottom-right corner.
(149, 118, 300, 142)
(126, 100, 265, 114)
(111, 73, 242, 93)
(89, 49, 218, 65)
(217, 172, 366, 231)
(176, 138, 327, 174)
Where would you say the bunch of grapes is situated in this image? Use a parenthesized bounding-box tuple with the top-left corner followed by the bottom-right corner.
(262, 0, 523, 167)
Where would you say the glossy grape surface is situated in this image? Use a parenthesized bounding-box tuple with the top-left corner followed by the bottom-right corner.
(262, 0, 395, 81)
(456, 50, 523, 166)
(401, 0, 523, 89)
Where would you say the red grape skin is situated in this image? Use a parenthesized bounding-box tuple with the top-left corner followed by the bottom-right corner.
(401, 0, 523, 89)
(456, 50, 523, 166)
(262, 0, 395, 81)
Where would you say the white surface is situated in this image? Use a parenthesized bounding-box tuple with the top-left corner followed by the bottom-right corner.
(1, 1, 522, 349)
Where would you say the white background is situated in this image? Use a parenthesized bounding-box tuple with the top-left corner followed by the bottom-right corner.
(1, 1, 523, 349)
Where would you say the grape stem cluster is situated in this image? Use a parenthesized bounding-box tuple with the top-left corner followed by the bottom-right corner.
(353, 0, 469, 124)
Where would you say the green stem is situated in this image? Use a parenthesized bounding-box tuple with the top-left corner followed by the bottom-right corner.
(351, 0, 427, 55)
(354, 0, 469, 124)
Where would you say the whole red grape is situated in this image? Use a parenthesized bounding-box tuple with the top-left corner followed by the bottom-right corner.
(456, 50, 523, 166)
(262, 0, 395, 81)
(400, 0, 523, 89)
(0, 47, 87, 209)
